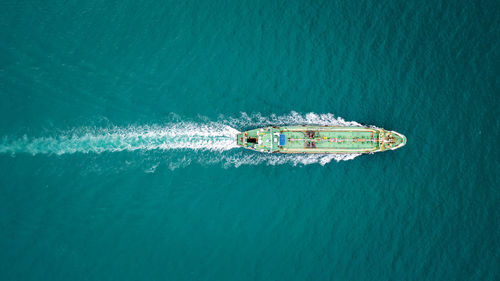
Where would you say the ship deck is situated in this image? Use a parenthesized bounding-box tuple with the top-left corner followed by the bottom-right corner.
(237, 126, 383, 154)
(280, 128, 379, 153)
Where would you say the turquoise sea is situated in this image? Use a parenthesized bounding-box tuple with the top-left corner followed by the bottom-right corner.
(0, 0, 498, 280)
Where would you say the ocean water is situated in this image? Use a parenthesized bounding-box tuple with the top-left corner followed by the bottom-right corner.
(0, 0, 498, 280)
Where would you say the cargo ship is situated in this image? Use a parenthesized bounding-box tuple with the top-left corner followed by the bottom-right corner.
(236, 125, 406, 154)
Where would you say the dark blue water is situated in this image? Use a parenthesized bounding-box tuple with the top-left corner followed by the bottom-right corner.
(0, 0, 498, 280)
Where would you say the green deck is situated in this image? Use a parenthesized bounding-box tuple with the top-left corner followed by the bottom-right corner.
(237, 125, 406, 154)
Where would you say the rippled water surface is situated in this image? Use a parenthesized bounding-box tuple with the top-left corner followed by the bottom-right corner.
(0, 1, 498, 280)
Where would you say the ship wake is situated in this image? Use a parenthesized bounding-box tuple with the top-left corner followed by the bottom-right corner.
(0, 112, 363, 168)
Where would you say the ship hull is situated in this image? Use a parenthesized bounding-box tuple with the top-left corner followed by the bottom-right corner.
(236, 125, 406, 154)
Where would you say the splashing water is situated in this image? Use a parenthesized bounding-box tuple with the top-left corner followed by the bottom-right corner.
(222, 111, 363, 128)
(0, 112, 366, 167)
(208, 151, 361, 168)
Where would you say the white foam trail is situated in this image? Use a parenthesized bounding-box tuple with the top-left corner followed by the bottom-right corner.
(0, 122, 240, 155)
